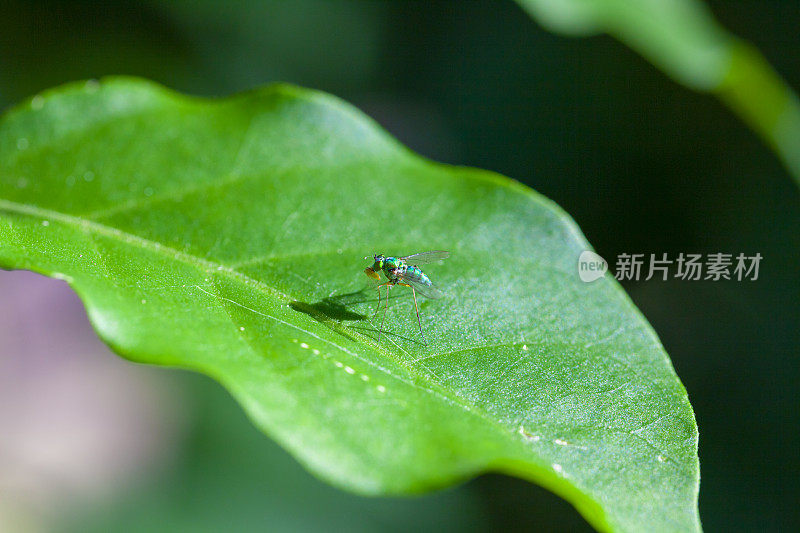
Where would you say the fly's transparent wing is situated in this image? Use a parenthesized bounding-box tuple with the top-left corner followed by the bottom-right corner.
(397, 273, 444, 299)
(399, 251, 450, 265)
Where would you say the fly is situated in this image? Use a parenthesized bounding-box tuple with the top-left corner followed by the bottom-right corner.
(363, 251, 449, 345)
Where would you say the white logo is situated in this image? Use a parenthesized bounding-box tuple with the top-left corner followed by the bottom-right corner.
(578, 251, 608, 283)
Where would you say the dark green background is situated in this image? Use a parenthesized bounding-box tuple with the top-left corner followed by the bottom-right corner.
(1, 1, 798, 531)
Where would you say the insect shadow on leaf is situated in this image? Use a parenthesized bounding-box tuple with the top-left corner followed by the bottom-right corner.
(289, 286, 419, 344)
(290, 288, 371, 322)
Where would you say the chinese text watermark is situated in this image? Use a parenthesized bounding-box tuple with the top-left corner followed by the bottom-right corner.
(578, 252, 762, 282)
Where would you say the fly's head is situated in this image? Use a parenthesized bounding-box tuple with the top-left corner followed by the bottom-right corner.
(364, 254, 385, 280)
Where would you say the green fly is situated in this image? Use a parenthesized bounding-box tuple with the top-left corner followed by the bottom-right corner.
(364, 251, 449, 344)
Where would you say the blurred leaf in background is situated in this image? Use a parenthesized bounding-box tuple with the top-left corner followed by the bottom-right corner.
(517, 0, 800, 185)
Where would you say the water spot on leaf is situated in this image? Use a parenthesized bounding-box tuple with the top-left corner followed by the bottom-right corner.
(518, 426, 540, 441)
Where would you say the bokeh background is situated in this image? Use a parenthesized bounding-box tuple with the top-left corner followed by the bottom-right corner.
(1, 1, 798, 531)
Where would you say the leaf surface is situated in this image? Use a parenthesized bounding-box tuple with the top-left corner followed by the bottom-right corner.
(0, 78, 699, 532)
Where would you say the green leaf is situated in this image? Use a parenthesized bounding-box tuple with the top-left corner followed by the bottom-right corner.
(516, 0, 800, 187)
(0, 78, 699, 533)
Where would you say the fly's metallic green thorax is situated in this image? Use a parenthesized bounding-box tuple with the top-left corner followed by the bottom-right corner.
(382, 257, 406, 278)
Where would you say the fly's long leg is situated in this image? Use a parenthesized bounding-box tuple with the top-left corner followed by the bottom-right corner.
(373, 284, 383, 316)
(374, 281, 392, 317)
(400, 282, 426, 345)
(378, 283, 392, 343)
(411, 285, 426, 345)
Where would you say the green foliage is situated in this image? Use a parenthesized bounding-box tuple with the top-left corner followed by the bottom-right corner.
(0, 78, 699, 532)
(517, 0, 800, 185)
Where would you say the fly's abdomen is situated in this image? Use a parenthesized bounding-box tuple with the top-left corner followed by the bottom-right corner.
(404, 265, 432, 286)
